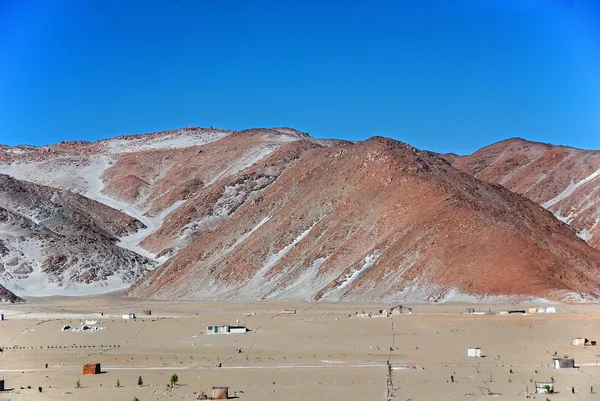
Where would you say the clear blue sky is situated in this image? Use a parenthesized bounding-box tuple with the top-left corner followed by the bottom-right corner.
(1, 0, 599, 154)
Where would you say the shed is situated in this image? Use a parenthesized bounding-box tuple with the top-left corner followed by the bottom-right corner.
(82, 363, 101, 375)
(281, 310, 296, 315)
(206, 325, 247, 335)
(535, 381, 554, 394)
(229, 326, 248, 334)
(572, 338, 587, 346)
(390, 305, 412, 315)
(528, 307, 537, 314)
(537, 307, 546, 313)
(122, 313, 135, 319)
(467, 347, 482, 357)
(142, 310, 152, 316)
(545, 306, 556, 313)
(212, 386, 229, 399)
(553, 357, 575, 369)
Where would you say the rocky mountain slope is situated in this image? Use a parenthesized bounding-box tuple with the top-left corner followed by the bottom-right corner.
(0, 283, 24, 303)
(446, 138, 600, 251)
(2, 129, 600, 302)
(0, 174, 151, 296)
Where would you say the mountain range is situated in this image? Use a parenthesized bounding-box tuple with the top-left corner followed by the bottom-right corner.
(1, 128, 599, 302)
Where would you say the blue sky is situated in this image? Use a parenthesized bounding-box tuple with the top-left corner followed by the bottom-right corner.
(1, 0, 599, 154)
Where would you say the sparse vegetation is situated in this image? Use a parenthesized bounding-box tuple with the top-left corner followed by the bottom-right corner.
(450, 375, 454, 383)
(170, 373, 178, 388)
(138, 376, 143, 386)
(76, 379, 81, 388)
(38, 386, 42, 393)
(572, 386, 575, 394)
(133, 397, 140, 401)
(116, 379, 121, 388)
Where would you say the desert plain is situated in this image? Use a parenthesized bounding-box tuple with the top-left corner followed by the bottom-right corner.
(1, 294, 600, 401)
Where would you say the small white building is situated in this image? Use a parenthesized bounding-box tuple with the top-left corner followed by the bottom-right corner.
(535, 381, 554, 394)
(281, 310, 297, 315)
(467, 347, 482, 357)
(545, 306, 556, 313)
(206, 325, 248, 335)
(122, 313, 136, 319)
(572, 338, 586, 346)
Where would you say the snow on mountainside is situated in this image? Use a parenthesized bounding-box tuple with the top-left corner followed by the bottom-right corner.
(445, 138, 600, 251)
(0, 174, 152, 296)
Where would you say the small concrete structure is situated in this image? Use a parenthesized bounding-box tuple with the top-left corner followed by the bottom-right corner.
(122, 313, 136, 319)
(390, 305, 412, 315)
(535, 381, 554, 394)
(206, 325, 247, 335)
(553, 357, 575, 369)
(572, 338, 587, 346)
(212, 386, 229, 399)
(528, 307, 537, 314)
(281, 309, 296, 315)
(82, 363, 101, 375)
(467, 347, 482, 357)
(355, 312, 371, 318)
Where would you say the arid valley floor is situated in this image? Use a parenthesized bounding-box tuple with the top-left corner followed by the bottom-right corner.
(1, 295, 600, 400)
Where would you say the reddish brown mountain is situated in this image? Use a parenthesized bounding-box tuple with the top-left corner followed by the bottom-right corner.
(126, 136, 600, 302)
(447, 138, 600, 251)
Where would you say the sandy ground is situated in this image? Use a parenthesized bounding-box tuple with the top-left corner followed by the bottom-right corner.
(1, 294, 600, 400)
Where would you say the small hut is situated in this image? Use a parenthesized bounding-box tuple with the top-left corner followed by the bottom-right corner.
(390, 305, 412, 315)
(82, 363, 101, 375)
(535, 381, 554, 394)
(206, 325, 248, 335)
(528, 307, 537, 314)
(212, 386, 229, 399)
(553, 356, 575, 369)
(467, 347, 482, 357)
(572, 338, 586, 346)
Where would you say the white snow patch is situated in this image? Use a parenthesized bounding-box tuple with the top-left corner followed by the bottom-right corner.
(543, 167, 600, 208)
(337, 251, 381, 290)
(243, 223, 318, 296)
(79, 157, 185, 263)
(104, 129, 231, 154)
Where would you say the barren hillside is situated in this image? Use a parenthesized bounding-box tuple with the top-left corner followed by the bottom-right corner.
(0, 174, 151, 296)
(446, 138, 600, 250)
(125, 137, 600, 302)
